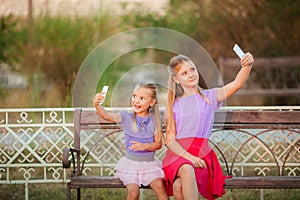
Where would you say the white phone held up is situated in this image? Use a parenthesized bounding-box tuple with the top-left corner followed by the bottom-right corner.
(233, 44, 245, 59)
(99, 86, 109, 105)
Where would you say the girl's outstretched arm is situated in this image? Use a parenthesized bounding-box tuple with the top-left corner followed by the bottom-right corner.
(217, 52, 254, 102)
(94, 92, 122, 123)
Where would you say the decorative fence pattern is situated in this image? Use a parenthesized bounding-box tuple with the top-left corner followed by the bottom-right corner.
(211, 128, 300, 177)
(0, 107, 300, 199)
(0, 108, 76, 199)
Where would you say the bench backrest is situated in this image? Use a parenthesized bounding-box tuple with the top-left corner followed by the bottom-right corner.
(73, 108, 300, 177)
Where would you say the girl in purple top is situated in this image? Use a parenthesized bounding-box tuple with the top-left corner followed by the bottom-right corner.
(94, 82, 169, 200)
(163, 53, 254, 200)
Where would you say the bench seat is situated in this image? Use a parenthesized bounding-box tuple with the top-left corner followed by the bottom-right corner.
(68, 175, 300, 189)
(225, 176, 300, 189)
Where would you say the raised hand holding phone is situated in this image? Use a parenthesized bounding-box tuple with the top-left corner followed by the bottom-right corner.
(99, 86, 109, 105)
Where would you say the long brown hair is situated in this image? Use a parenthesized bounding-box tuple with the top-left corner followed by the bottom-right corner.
(165, 55, 210, 136)
(132, 82, 164, 143)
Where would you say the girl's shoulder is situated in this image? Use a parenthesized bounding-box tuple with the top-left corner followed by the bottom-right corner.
(200, 88, 219, 99)
(200, 88, 217, 94)
(120, 109, 135, 115)
(119, 110, 134, 123)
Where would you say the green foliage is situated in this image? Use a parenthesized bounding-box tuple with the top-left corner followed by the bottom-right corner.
(1, 1, 300, 107)
(0, 16, 12, 62)
(0, 15, 25, 64)
(22, 16, 95, 106)
(6, 14, 119, 107)
(122, 0, 300, 58)
(121, 13, 168, 29)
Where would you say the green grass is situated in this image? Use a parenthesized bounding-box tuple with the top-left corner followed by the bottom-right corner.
(1, 184, 300, 200)
(219, 189, 300, 200)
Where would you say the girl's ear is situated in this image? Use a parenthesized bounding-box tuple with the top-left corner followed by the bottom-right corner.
(150, 98, 156, 107)
(172, 76, 179, 84)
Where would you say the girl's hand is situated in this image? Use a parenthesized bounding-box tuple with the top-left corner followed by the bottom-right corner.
(189, 155, 207, 168)
(94, 92, 106, 107)
(129, 141, 146, 151)
(241, 52, 254, 68)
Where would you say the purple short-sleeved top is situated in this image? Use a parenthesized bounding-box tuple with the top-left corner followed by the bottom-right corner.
(173, 88, 222, 139)
(120, 111, 156, 158)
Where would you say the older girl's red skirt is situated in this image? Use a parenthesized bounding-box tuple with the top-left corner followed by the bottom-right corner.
(162, 137, 230, 199)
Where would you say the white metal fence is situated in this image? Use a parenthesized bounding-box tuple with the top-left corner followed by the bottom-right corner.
(0, 108, 78, 199)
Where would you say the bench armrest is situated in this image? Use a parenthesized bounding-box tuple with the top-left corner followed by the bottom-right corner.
(62, 148, 80, 176)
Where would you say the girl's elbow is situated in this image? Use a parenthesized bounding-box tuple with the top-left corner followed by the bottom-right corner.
(151, 141, 162, 150)
(100, 115, 110, 121)
(157, 140, 163, 148)
(157, 143, 162, 149)
(235, 84, 243, 91)
(233, 80, 244, 91)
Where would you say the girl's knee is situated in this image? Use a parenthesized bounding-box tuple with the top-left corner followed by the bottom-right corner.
(173, 179, 182, 193)
(127, 189, 139, 199)
(173, 179, 183, 200)
(126, 185, 140, 200)
(150, 178, 165, 190)
(178, 164, 195, 176)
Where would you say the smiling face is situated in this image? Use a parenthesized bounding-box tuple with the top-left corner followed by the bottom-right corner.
(173, 61, 199, 90)
(131, 87, 156, 117)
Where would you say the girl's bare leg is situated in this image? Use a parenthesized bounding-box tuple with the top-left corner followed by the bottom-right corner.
(126, 184, 140, 200)
(173, 178, 184, 200)
(177, 164, 199, 200)
(150, 178, 169, 200)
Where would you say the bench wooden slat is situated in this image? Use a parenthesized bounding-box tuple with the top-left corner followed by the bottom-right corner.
(70, 176, 124, 188)
(214, 111, 300, 124)
(225, 176, 300, 189)
(70, 176, 149, 189)
(79, 110, 300, 125)
(68, 176, 300, 189)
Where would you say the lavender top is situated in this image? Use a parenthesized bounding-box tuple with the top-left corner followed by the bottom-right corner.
(173, 88, 222, 139)
(120, 111, 156, 158)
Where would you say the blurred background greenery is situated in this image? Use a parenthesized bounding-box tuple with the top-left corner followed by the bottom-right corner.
(0, 0, 299, 108)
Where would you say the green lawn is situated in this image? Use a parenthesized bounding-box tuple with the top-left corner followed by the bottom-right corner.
(1, 184, 299, 200)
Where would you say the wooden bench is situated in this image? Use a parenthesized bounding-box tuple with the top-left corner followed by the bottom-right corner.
(62, 108, 300, 200)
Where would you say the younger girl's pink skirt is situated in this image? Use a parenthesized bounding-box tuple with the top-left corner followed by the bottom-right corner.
(115, 156, 164, 186)
(162, 137, 230, 199)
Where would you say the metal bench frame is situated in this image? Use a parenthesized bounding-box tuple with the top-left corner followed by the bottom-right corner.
(63, 108, 300, 200)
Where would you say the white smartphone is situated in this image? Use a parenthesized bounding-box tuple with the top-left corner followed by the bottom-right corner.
(101, 86, 109, 96)
(233, 44, 245, 59)
(99, 86, 109, 105)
